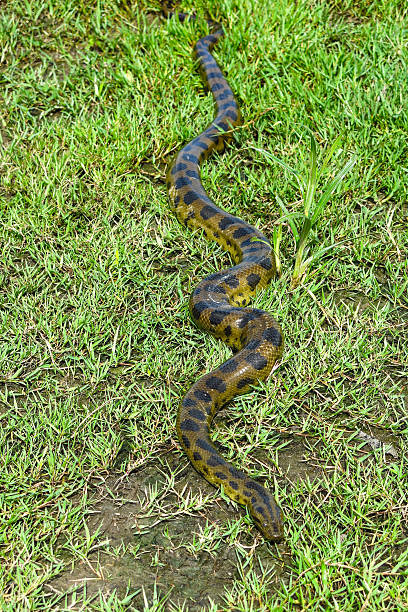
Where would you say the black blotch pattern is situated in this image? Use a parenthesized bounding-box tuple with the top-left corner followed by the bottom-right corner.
(200, 205, 217, 219)
(194, 389, 212, 403)
(226, 109, 237, 121)
(175, 176, 190, 189)
(174, 162, 187, 173)
(259, 257, 273, 270)
(219, 216, 238, 230)
(189, 408, 206, 420)
(237, 377, 254, 389)
(224, 325, 232, 337)
(215, 471, 227, 480)
(246, 352, 268, 371)
(183, 153, 199, 164)
(209, 309, 228, 326)
(233, 227, 251, 239)
(237, 312, 256, 328)
(229, 480, 239, 490)
(193, 451, 202, 461)
(206, 376, 227, 392)
(225, 275, 239, 288)
(195, 140, 209, 150)
(256, 505, 266, 516)
(263, 327, 282, 347)
(246, 273, 261, 290)
(180, 419, 200, 432)
(207, 455, 225, 467)
(182, 397, 197, 408)
(186, 169, 199, 179)
(245, 339, 261, 350)
(197, 438, 217, 453)
(219, 359, 237, 373)
(246, 481, 271, 505)
(182, 435, 190, 449)
(191, 301, 208, 318)
(229, 466, 242, 479)
(183, 191, 199, 205)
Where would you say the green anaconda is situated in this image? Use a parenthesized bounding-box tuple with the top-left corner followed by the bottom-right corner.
(164, 7, 284, 540)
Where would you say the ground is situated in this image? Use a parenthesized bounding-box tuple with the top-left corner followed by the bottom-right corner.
(1, 0, 407, 610)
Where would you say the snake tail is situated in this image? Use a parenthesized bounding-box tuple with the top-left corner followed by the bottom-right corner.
(164, 8, 284, 541)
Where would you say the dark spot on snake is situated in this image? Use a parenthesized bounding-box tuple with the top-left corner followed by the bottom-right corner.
(207, 455, 225, 467)
(245, 339, 261, 350)
(209, 309, 228, 325)
(206, 272, 221, 281)
(217, 91, 232, 101)
(206, 375, 226, 392)
(202, 465, 209, 474)
(174, 162, 187, 173)
(193, 451, 202, 461)
(256, 505, 266, 516)
(206, 71, 220, 79)
(225, 109, 237, 121)
(211, 83, 223, 92)
(219, 358, 237, 373)
(186, 169, 199, 179)
(233, 227, 251, 239)
(251, 496, 256, 503)
(181, 435, 190, 449)
(216, 120, 229, 131)
(189, 408, 206, 420)
(246, 273, 261, 290)
(246, 481, 271, 505)
(225, 275, 239, 288)
(191, 301, 208, 318)
(180, 419, 200, 432)
(229, 480, 239, 490)
(259, 257, 273, 270)
(228, 465, 242, 479)
(193, 287, 201, 296)
(195, 140, 209, 150)
(263, 327, 282, 347)
(197, 438, 217, 454)
(182, 397, 197, 408)
(212, 285, 227, 294)
(224, 325, 231, 337)
(215, 471, 227, 480)
(183, 190, 199, 205)
(200, 205, 217, 219)
(175, 176, 190, 189)
(175, 195, 180, 205)
(194, 389, 211, 403)
(246, 352, 268, 371)
(184, 153, 198, 164)
(219, 216, 238, 230)
(237, 312, 256, 328)
(237, 377, 254, 389)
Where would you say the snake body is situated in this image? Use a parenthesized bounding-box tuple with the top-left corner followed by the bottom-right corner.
(165, 8, 284, 540)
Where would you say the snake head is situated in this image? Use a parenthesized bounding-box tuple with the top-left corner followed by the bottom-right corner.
(248, 492, 284, 541)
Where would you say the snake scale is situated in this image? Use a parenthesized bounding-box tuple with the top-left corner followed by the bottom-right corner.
(164, 5, 284, 540)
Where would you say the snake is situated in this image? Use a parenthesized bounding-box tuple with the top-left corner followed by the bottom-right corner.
(163, 4, 284, 540)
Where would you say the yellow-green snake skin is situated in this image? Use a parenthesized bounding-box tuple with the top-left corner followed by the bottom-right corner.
(164, 6, 284, 540)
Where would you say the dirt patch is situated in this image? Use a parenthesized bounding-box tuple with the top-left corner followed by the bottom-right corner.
(47, 454, 288, 609)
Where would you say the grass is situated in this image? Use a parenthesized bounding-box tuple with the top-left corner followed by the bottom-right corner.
(1, 0, 407, 609)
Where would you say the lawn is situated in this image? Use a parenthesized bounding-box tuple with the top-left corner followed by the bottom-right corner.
(1, 0, 407, 609)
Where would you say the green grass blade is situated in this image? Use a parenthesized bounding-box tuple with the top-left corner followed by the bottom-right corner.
(313, 156, 357, 223)
(303, 135, 317, 218)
